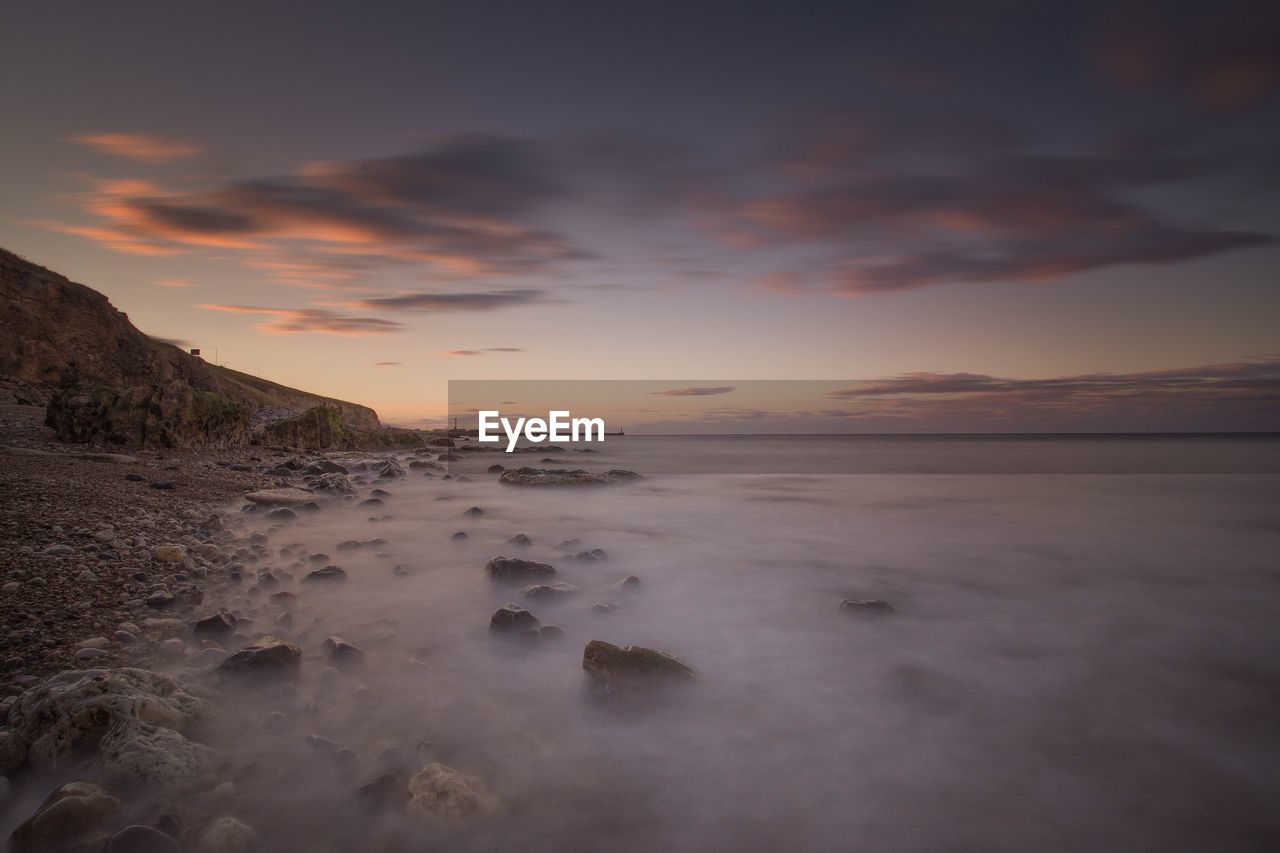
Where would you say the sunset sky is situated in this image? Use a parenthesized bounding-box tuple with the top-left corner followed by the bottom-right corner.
(2, 1, 1278, 429)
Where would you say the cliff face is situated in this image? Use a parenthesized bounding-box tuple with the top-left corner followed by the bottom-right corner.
(0, 248, 386, 449)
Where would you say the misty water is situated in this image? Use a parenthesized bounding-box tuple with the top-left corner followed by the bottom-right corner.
(154, 438, 1280, 849)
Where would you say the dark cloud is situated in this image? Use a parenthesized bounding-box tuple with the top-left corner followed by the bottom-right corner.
(349, 290, 543, 312)
(652, 386, 737, 397)
(373, 361, 401, 366)
(436, 347, 524, 357)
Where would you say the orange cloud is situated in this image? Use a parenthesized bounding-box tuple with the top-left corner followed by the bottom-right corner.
(198, 304, 404, 337)
(67, 133, 203, 163)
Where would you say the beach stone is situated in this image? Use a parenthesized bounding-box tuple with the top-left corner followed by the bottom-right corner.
(489, 604, 540, 632)
(193, 610, 237, 640)
(582, 640, 694, 682)
(196, 816, 259, 852)
(499, 467, 642, 487)
(43, 544, 75, 556)
(219, 636, 300, 676)
(486, 556, 556, 583)
(151, 544, 185, 563)
(463, 506, 485, 517)
(266, 507, 298, 521)
(574, 548, 609, 562)
(487, 464, 505, 473)
(0, 729, 26, 774)
(406, 762, 498, 824)
(244, 487, 315, 506)
(519, 582, 580, 601)
(309, 472, 356, 494)
(614, 575, 641, 590)
(9, 780, 121, 853)
(373, 459, 406, 479)
(303, 565, 348, 583)
(104, 824, 181, 853)
(451, 531, 468, 541)
(839, 598, 895, 615)
(324, 636, 365, 670)
(6, 668, 209, 784)
(75, 647, 111, 662)
(507, 533, 533, 547)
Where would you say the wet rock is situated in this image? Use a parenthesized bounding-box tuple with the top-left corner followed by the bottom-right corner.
(574, 548, 609, 562)
(359, 498, 384, 507)
(614, 575, 641, 590)
(489, 604, 540, 632)
(0, 729, 26, 774)
(308, 472, 356, 494)
(218, 636, 301, 676)
(499, 467, 642, 487)
(265, 507, 298, 521)
(104, 824, 181, 853)
(486, 556, 556, 583)
(582, 640, 694, 682)
(244, 487, 315, 506)
(193, 610, 238, 640)
(306, 459, 348, 475)
(195, 816, 259, 852)
(406, 762, 498, 824)
(519, 582, 580, 601)
(370, 488, 392, 498)
(374, 459, 406, 479)
(450, 531, 468, 541)
(125, 473, 146, 482)
(146, 591, 175, 609)
(839, 598, 895, 615)
(357, 772, 408, 812)
(487, 464, 505, 473)
(7, 668, 209, 785)
(324, 636, 365, 670)
(463, 506, 485, 518)
(507, 533, 533, 547)
(9, 780, 121, 853)
(303, 565, 348, 583)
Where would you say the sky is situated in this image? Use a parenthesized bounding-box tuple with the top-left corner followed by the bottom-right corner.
(1, 0, 1278, 430)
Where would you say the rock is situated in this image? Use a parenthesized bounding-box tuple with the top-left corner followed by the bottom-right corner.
(574, 548, 609, 562)
(6, 668, 209, 785)
(9, 780, 121, 853)
(77, 569, 99, 583)
(303, 565, 348, 583)
(306, 459, 348, 475)
(406, 762, 498, 824)
(499, 467, 642, 487)
(43, 544, 75, 556)
(591, 603, 619, 615)
(463, 506, 485, 517)
(158, 638, 186, 659)
(614, 575, 641, 590)
(507, 533, 533, 547)
(323, 636, 365, 670)
(489, 604, 540, 632)
(839, 598, 895, 615)
(151, 544, 186, 563)
(519, 582, 580, 601)
(150, 481, 176, 490)
(373, 459, 406, 479)
(357, 772, 408, 812)
(193, 610, 238, 640)
(370, 488, 392, 498)
(77, 636, 111, 650)
(487, 464, 505, 473)
(75, 647, 111, 662)
(104, 824, 181, 853)
(196, 816, 259, 852)
(308, 472, 356, 494)
(126, 473, 146, 482)
(486, 556, 556, 583)
(146, 591, 175, 609)
(218, 636, 301, 676)
(536, 625, 565, 641)
(0, 729, 26, 774)
(451, 531, 468, 541)
(265, 507, 298, 521)
(582, 640, 694, 682)
(244, 487, 315, 506)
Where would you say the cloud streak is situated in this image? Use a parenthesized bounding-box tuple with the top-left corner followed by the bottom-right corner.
(652, 386, 737, 397)
(198, 304, 404, 337)
(67, 133, 203, 163)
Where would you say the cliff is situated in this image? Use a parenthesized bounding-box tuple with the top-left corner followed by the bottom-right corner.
(0, 247, 400, 449)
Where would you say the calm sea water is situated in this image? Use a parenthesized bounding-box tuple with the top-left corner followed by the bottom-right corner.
(25, 436, 1280, 851)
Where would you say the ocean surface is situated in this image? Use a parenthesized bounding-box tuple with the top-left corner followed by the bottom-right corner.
(59, 436, 1280, 850)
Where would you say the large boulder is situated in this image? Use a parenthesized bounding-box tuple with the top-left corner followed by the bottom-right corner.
(5, 668, 209, 785)
(9, 780, 121, 853)
(406, 763, 498, 824)
(499, 467, 642, 487)
(485, 556, 556, 583)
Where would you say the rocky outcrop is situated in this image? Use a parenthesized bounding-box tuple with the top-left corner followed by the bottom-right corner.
(5, 668, 210, 785)
(1, 247, 396, 449)
(499, 467, 642, 486)
(582, 640, 695, 682)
